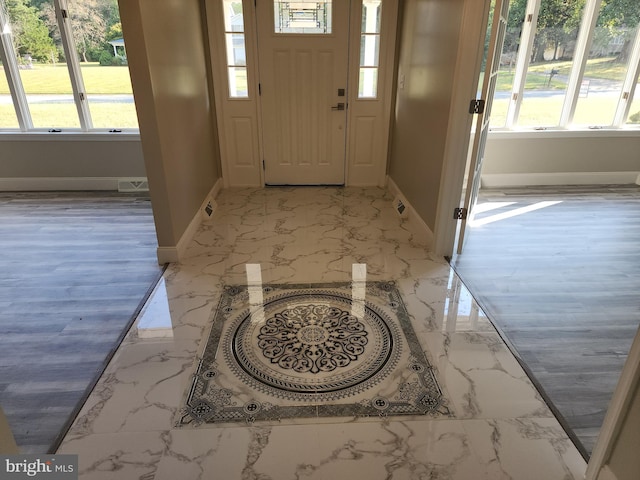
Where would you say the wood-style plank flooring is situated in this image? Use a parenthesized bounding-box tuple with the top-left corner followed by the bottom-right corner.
(451, 185, 640, 457)
(0, 192, 162, 453)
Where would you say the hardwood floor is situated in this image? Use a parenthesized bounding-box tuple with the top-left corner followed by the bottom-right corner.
(0, 192, 163, 453)
(451, 185, 640, 458)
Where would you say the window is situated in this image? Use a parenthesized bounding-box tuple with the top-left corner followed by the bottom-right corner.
(223, 0, 247, 98)
(0, 0, 137, 131)
(517, 0, 586, 127)
(490, 2, 526, 127)
(572, 0, 640, 126)
(489, 0, 640, 130)
(274, 0, 332, 34)
(0, 63, 19, 128)
(358, 0, 381, 98)
(628, 96, 640, 124)
(67, 0, 137, 128)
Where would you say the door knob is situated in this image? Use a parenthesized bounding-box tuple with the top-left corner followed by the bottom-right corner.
(331, 103, 345, 111)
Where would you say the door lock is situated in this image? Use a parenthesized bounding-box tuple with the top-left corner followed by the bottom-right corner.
(331, 103, 345, 111)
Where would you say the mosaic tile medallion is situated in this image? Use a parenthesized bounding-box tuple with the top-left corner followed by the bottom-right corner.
(177, 282, 451, 427)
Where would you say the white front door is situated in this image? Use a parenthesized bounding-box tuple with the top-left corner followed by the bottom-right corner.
(256, 1, 349, 185)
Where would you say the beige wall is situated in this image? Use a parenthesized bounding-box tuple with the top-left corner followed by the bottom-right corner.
(119, 0, 220, 249)
(0, 138, 144, 178)
(388, 0, 466, 231)
(484, 133, 640, 178)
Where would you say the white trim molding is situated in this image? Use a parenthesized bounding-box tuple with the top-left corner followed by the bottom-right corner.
(387, 176, 434, 248)
(586, 327, 640, 480)
(481, 172, 640, 189)
(156, 246, 180, 265)
(0, 132, 141, 141)
(211, 175, 223, 199)
(156, 177, 223, 264)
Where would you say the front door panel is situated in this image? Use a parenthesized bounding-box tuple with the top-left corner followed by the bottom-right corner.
(256, 1, 349, 185)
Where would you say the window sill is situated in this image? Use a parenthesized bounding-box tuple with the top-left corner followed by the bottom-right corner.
(488, 127, 640, 140)
(0, 130, 141, 141)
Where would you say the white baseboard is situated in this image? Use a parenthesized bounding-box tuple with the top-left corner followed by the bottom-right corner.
(594, 466, 618, 480)
(0, 177, 123, 191)
(386, 176, 434, 248)
(156, 177, 223, 265)
(156, 246, 180, 265)
(211, 176, 223, 199)
(481, 171, 640, 189)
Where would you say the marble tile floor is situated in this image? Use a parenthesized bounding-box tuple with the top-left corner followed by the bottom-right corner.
(58, 187, 587, 479)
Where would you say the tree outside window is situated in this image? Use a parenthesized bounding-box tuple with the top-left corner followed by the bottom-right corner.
(0, 0, 137, 130)
(488, 0, 640, 129)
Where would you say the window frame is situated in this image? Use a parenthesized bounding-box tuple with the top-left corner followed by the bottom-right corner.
(358, 0, 382, 99)
(496, 0, 640, 131)
(0, 0, 138, 134)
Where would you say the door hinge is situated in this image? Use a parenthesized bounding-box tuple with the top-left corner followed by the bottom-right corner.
(258, 83, 261, 95)
(469, 99, 485, 115)
(61, 9, 68, 19)
(79, 92, 85, 101)
(453, 207, 468, 220)
(262, 159, 265, 170)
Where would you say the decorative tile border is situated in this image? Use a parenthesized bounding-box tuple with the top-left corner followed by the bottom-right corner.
(177, 282, 451, 427)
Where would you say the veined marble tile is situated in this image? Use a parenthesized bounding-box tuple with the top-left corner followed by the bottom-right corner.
(65, 341, 198, 436)
(423, 331, 553, 419)
(124, 279, 218, 345)
(462, 418, 587, 480)
(58, 431, 165, 480)
(57, 187, 586, 479)
(59, 419, 585, 480)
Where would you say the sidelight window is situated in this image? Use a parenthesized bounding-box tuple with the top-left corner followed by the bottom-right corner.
(358, 0, 381, 98)
(223, 0, 248, 98)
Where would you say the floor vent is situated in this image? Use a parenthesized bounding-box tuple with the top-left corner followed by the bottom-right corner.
(118, 178, 149, 193)
(202, 197, 217, 220)
(394, 195, 408, 217)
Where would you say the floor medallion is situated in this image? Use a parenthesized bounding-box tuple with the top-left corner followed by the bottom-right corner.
(177, 282, 451, 426)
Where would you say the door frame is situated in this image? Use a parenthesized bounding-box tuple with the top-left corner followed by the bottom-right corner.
(454, 0, 510, 255)
(431, 0, 493, 258)
(205, 0, 399, 188)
